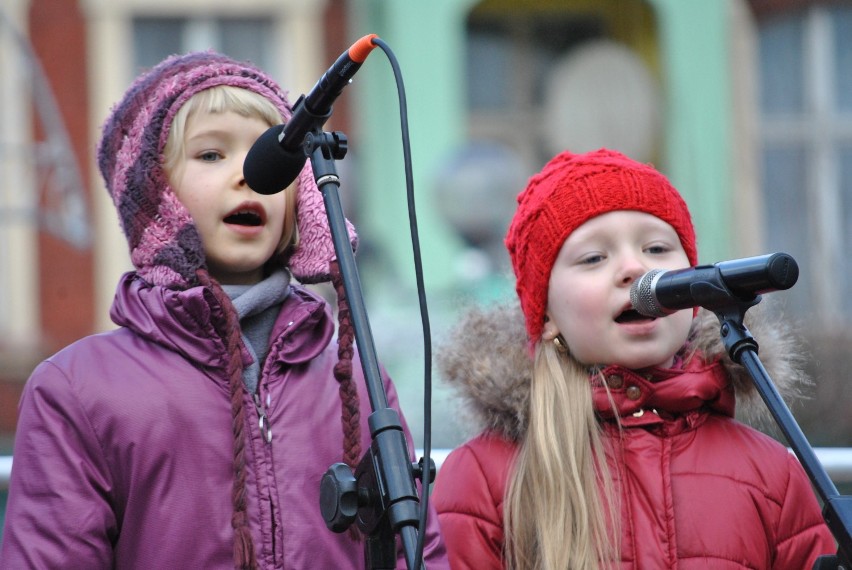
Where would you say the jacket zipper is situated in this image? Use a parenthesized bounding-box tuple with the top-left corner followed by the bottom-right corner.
(253, 391, 272, 444)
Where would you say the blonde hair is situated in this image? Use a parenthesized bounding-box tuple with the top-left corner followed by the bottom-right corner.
(504, 340, 618, 570)
(163, 85, 299, 256)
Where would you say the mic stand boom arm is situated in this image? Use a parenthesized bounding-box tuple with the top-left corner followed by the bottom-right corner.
(710, 298, 852, 569)
(305, 130, 424, 570)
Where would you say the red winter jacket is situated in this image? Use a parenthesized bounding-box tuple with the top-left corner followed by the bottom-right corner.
(432, 306, 835, 569)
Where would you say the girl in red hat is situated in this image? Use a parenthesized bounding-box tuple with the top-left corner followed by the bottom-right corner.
(432, 148, 834, 569)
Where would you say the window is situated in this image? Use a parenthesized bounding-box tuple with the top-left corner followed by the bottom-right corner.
(0, 15, 38, 344)
(133, 17, 274, 73)
(0, 11, 87, 347)
(465, 12, 606, 167)
(757, 5, 852, 323)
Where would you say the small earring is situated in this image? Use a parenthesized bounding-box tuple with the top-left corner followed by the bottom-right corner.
(553, 335, 568, 353)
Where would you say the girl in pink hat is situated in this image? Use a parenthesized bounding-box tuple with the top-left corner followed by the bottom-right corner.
(432, 148, 833, 569)
(0, 51, 448, 569)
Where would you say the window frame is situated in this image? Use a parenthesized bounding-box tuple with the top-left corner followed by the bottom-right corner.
(758, 5, 852, 323)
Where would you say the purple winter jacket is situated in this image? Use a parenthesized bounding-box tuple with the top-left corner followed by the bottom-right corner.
(0, 272, 448, 569)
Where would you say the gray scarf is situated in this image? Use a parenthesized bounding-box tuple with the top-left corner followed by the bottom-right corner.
(223, 269, 291, 393)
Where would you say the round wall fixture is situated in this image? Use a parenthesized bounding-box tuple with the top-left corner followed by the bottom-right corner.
(542, 39, 661, 162)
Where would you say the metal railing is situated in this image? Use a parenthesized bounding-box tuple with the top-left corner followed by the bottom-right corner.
(3, 448, 852, 490)
(1, 455, 10, 490)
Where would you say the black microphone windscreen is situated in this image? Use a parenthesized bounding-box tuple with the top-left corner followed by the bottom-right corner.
(243, 124, 307, 195)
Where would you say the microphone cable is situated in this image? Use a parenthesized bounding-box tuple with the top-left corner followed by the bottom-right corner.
(371, 37, 433, 570)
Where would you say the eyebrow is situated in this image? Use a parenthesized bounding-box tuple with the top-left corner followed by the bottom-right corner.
(186, 128, 232, 142)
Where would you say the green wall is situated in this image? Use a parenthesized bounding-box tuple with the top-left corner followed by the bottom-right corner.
(351, 0, 734, 297)
(349, 0, 476, 296)
(648, 0, 733, 263)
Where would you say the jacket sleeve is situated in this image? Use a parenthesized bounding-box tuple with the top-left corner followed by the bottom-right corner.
(773, 452, 837, 568)
(432, 438, 513, 570)
(0, 360, 116, 568)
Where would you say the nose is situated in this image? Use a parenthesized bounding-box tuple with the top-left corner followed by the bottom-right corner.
(235, 153, 250, 190)
(616, 253, 648, 286)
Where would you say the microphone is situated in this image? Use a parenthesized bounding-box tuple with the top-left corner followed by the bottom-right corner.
(244, 34, 379, 195)
(629, 252, 799, 317)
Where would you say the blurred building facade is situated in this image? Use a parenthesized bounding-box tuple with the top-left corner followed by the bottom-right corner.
(3, 0, 852, 531)
(0, 0, 351, 440)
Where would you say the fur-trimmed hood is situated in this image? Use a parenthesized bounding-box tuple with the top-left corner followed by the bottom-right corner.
(437, 299, 811, 442)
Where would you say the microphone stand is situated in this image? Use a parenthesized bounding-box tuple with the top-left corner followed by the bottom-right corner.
(709, 296, 852, 569)
(303, 130, 426, 570)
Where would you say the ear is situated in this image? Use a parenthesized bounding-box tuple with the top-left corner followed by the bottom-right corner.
(541, 316, 560, 341)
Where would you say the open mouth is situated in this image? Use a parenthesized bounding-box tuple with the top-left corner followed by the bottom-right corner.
(224, 209, 263, 227)
(615, 309, 655, 324)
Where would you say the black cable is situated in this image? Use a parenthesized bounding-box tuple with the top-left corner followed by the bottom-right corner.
(372, 37, 432, 570)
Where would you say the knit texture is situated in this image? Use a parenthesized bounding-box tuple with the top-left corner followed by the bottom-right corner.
(97, 51, 357, 288)
(505, 148, 697, 342)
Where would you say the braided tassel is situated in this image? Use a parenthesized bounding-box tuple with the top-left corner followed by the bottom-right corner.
(232, 520, 256, 570)
(198, 270, 258, 569)
(330, 261, 362, 468)
(330, 262, 363, 541)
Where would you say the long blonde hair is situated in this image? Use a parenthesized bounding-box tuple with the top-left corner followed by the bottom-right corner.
(504, 340, 618, 570)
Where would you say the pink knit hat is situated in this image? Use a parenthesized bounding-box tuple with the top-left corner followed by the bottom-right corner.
(505, 148, 698, 342)
(97, 51, 357, 288)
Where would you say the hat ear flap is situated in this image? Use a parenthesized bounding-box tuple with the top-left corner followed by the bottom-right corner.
(288, 161, 358, 284)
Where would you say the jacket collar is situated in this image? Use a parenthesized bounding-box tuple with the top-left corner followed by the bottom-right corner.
(592, 358, 734, 421)
(110, 272, 333, 373)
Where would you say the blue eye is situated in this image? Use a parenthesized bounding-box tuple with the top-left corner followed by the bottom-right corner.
(199, 150, 221, 162)
(646, 245, 669, 254)
(580, 254, 605, 265)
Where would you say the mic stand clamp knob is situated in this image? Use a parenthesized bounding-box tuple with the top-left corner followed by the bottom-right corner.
(320, 462, 360, 533)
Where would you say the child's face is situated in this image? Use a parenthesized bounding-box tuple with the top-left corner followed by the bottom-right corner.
(169, 109, 288, 285)
(543, 210, 694, 369)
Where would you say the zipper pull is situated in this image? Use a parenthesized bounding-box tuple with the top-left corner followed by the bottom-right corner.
(252, 392, 272, 443)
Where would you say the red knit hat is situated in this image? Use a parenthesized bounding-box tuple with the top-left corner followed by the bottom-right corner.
(505, 148, 698, 342)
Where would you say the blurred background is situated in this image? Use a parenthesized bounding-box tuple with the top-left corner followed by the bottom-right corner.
(2, 0, 852, 535)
